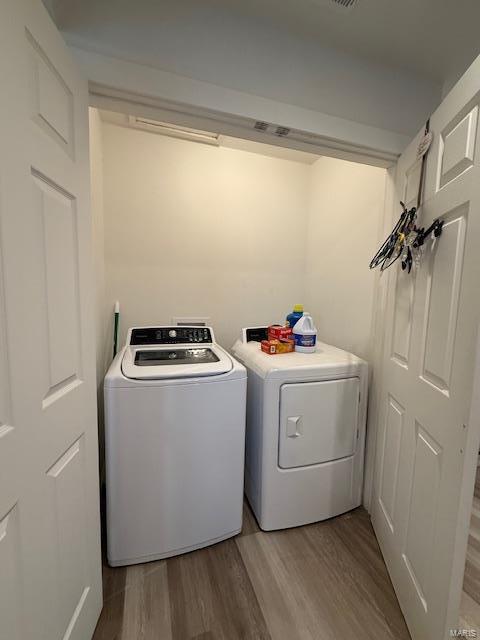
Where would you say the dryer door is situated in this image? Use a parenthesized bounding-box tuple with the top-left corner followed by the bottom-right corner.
(279, 378, 360, 469)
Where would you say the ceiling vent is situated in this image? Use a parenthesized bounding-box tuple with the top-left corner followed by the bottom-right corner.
(329, 0, 357, 9)
(275, 126, 291, 137)
(253, 121, 291, 137)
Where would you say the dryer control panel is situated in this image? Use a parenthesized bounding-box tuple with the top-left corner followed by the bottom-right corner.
(129, 326, 213, 345)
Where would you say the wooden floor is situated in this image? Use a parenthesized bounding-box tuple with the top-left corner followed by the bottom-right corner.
(93, 501, 410, 640)
(463, 490, 480, 603)
(461, 463, 480, 633)
(460, 590, 480, 634)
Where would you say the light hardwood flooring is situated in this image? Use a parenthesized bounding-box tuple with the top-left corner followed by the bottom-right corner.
(463, 493, 480, 603)
(460, 590, 480, 635)
(460, 463, 480, 635)
(93, 502, 410, 640)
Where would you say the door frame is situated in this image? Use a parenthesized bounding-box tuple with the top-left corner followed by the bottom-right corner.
(87, 82, 399, 169)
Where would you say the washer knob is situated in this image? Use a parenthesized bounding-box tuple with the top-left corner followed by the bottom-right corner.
(168, 329, 177, 338)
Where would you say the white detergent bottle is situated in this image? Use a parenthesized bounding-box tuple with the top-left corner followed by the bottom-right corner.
(293, 313, 317, 353)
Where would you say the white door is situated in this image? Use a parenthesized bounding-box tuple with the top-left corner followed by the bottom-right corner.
(372, 55, 480, 639)
(279, 378, 360, 468)
(0, 1, 102, 639)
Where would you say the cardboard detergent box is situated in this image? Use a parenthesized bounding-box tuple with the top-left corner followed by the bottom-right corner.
(261, 338, 295, 355)
(268, 325, 293, 341)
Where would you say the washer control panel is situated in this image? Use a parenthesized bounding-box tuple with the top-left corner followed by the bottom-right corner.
(129, 326, 213, 345)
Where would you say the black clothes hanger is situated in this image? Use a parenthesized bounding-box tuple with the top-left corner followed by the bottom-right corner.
(369, 203, 443, 274)
(369, 119, 443, 274)
(369, 203, 417, 272)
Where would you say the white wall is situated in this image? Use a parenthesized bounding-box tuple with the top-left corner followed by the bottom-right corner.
(98, 120, 385, 359)
(305, 157, 386, 362)
(102, 123, 311, 348)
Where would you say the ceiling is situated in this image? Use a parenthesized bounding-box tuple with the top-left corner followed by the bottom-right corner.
(49, 0, 480, 88)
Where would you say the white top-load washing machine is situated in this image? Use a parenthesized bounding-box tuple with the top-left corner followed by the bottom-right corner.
(232, 328, 368, 530)
(105, 326, 246, 566)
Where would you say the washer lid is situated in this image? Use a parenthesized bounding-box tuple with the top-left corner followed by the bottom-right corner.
(121, 345, 233, 379)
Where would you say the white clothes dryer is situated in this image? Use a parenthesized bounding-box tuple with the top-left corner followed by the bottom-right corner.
(232, 328, 367, 531)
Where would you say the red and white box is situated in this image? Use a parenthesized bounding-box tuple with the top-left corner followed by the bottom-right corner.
(268, 325, 293, 341)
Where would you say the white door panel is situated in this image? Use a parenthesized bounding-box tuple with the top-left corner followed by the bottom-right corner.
(378, 395, 404, 532)
(0, 1, 102, 639)
(279, 378, 359, 468)
(391, 268, 416, 367)
(436, 105, 478, 190)
(372, 57, 480, 639)
(419, 208, 467, 393)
